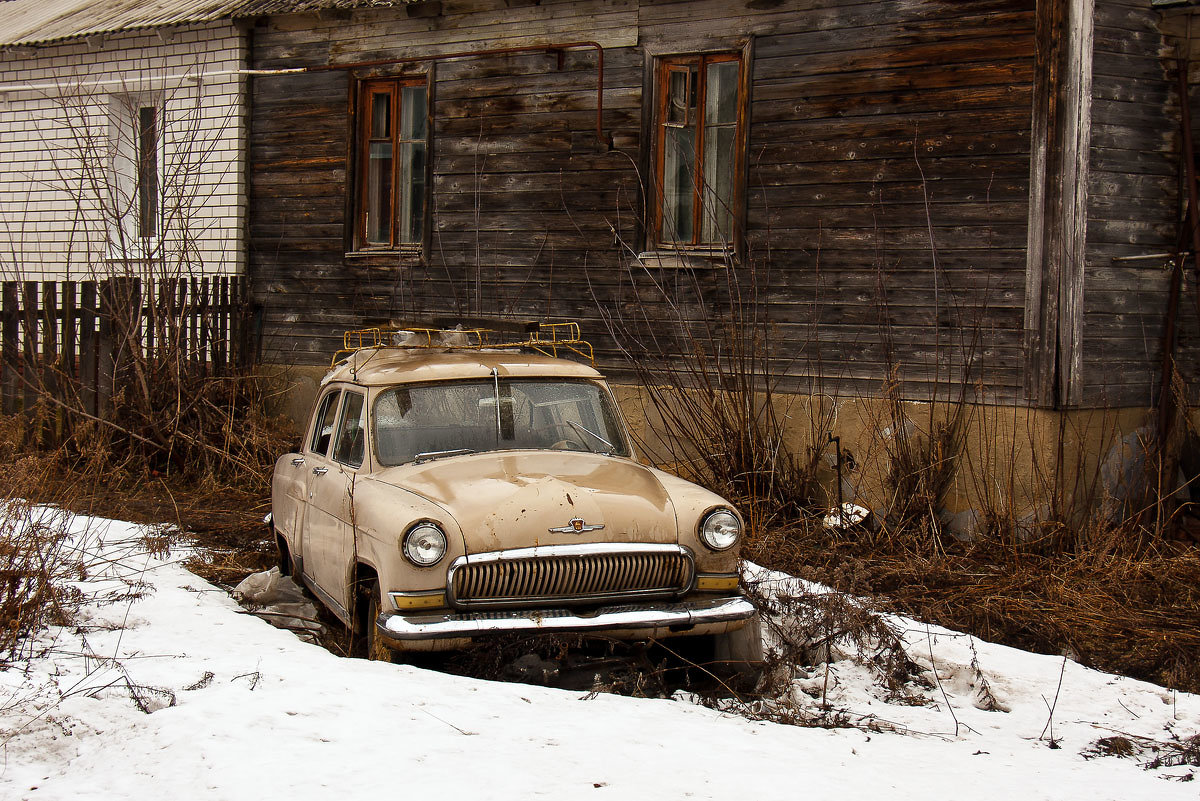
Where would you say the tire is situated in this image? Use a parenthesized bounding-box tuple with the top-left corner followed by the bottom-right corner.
(275, 535, 294, 577)
(363, 579, 396, 664)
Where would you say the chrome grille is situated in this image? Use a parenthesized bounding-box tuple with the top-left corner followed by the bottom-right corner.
(447, 545, 694, 609)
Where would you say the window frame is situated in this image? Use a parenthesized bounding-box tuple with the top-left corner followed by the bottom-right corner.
(107, 92, 165, 260)
(352, 74, 431, 253)
(649, 50, 749, 252)
(308, 389, 343, 458)
(331, 389, 367, 468)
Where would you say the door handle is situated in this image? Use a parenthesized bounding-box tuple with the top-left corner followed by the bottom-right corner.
(312, 466, 328, 476)
(291, 457, 305, 466)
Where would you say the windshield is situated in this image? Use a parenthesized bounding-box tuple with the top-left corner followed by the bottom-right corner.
(373, 379, 631, 466)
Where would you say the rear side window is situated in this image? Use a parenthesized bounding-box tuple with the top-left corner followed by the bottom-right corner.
(332, 391, 367, 468)
(309, 390, 341, 456)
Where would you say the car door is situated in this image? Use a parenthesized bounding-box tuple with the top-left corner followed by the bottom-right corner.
(304, 388, 368, 620)
(282, 387, 342, 575)
(296, 388, 342, 608)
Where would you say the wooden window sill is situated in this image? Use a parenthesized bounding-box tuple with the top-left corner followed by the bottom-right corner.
(344, 248, 422, 260)
(636, 249, 735, 269)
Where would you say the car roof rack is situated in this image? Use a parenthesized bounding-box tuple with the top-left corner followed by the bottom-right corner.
(332, 318, 595, 367)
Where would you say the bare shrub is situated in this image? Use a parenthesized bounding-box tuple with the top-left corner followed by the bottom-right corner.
(593, 247, 833, 531)
(0, 501, 80, 664)
(0, 66, 293, 507)
(690, 572, 927, 729)
(864, 370, 972, 551)
(0, 450, 89, 666)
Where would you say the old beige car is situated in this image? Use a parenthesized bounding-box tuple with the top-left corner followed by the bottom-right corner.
(269, 325, 757, 662)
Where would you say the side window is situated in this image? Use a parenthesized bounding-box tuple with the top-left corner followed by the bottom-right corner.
(107, 92, 164, 257)
(355, 77, 429, 250)
(309, 391, 341, 457)
(652, 53, 745, 248)
(332, 391, 367, 468)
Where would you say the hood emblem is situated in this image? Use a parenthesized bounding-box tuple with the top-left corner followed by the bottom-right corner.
(549, 517, 604, 534)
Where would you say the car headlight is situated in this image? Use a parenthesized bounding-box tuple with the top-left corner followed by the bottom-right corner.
(699, 508, 741, 551)
(402, 523, 447, 567)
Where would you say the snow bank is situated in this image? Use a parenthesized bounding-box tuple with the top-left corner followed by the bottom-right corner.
(0, 516, 1195, 800)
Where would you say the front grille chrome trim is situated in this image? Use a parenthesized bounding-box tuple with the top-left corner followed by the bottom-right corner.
(446, 543, 696, 610)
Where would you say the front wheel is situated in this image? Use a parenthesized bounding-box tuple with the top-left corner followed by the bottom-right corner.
(363, 580, 396, 663)
(275, 534, 295, 577)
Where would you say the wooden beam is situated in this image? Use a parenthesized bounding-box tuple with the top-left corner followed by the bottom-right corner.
(1023, 0, 1061, 406)
(1058, 0, 1093, 408)
(1023, 0, 1092, 408)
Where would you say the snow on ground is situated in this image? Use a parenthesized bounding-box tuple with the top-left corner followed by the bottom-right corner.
(0, 514, 1196, 801)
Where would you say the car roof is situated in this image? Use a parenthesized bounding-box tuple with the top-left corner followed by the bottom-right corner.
(322, 348, 605, 387)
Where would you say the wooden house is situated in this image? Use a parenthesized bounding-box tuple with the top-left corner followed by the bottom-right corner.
(247, 0, 1198, 425)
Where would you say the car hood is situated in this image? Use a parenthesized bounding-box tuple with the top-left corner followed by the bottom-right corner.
(372, 451, 678, 553)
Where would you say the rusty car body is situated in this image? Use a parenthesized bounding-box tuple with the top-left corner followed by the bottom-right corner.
(268, 326, 757, 660)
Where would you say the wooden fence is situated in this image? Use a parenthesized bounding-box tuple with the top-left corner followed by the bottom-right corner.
(0, 275, 253, 430)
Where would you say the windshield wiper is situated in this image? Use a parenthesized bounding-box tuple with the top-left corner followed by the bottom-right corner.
(413, 448, 476, 464)
(568, 420, 616, 454)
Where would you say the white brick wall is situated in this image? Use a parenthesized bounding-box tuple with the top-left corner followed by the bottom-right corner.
(0, 23, 247, 281)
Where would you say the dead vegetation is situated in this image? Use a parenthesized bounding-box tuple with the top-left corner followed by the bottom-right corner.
(0, 417, 107, 668)
(703, 575, 931, 729)
(595, 196, 1200, 697)
(1084, 732, 1200, 771)
(745, 519, 1200, 694)
(0, 330, 290, 663)
(593, 249, 832, 532)
(0, 460, 84, 666)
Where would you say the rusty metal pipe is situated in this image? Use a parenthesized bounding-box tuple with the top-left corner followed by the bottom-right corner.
(1158, 58, 1198, 445)
(267, 41, 609, 147)
(1178, 58, 1200, 326)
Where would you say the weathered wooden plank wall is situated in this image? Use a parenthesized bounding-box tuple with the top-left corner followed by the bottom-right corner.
(1084, 0, 1199, 406)
(249, 0, 1038, 403)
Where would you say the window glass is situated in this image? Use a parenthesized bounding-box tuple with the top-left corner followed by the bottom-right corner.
(137, 106, 159, 239)
(107, 92, 163, 254)
(667, 67, 693, 125)
(371, 91, 391, 138)
(309, 391, 341, 456)
(702, 61, 739, 243)
(332, 391, 367, 467)
(365, 91, 393, 245)
(358, 79, 428, 249)
(663, 125, 696, 243)
(398, 86, 427, 245)
(655, 55, 742, 247)
(374, 380, 629, 466)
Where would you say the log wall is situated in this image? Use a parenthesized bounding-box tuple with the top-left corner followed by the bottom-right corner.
(1083, 0, 1200, 407)
(249, 0, 1040, 404)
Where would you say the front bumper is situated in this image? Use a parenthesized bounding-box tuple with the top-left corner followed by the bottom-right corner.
(376, 596, 756, 650)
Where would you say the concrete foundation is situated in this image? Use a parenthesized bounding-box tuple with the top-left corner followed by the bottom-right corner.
(263, 363, 1197, 530)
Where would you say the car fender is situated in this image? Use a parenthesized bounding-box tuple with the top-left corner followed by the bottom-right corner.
(347, 476, 468, 602)
(647, 467, 744, 574)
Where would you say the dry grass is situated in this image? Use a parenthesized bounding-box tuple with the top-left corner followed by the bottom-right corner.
(0, 453, 88, 666)
(747, 519, 1200, 694)
(0, 355, 291, 666)
(593, 250, 832, 531)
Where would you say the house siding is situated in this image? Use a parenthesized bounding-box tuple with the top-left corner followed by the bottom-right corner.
(0, 22, 247, 281)
(1081, 0, 1200, 407)
(249, 0, 1038, 403)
